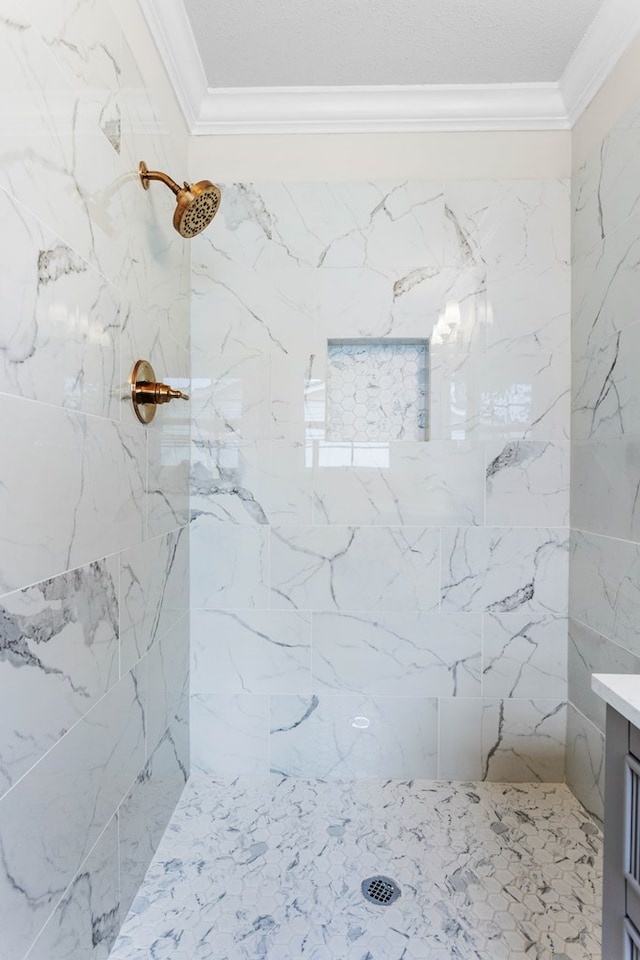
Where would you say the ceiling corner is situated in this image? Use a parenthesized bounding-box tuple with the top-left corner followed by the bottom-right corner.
(137, 0, 206, 130)
(560, 0, 640, 124)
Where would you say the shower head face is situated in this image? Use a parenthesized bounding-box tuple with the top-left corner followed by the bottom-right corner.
(174, 180, 221, 238)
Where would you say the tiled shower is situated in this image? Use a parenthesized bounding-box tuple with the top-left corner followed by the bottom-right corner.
(189, 179, 571, 783)
(1, 0, 640, 957)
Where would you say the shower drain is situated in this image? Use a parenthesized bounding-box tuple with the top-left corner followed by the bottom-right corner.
(361, 875, 401, 906)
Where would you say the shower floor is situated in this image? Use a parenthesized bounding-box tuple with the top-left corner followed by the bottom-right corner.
(109, 774, 602, 960)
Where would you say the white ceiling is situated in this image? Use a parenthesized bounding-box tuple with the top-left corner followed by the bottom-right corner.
(183, 0, 604, 88)
(141, 0, 640, 133)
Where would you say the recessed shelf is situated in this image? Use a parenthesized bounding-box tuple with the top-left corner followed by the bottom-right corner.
(326, 338, 429, 442)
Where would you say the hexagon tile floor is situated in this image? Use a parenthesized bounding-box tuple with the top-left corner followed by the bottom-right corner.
(109, 775, 602, 960)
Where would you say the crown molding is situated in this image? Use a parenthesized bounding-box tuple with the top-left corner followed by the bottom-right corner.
(138, 0, 640, 134)
(193, 84, 568, 134)
(560, 0, 640, 125)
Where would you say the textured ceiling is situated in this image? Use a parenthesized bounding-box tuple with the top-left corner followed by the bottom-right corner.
(183, 0, 605, 88)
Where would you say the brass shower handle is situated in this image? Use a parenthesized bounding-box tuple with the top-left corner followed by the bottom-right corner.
(135, 382, 190, 405)
(130, 359, 189, 424)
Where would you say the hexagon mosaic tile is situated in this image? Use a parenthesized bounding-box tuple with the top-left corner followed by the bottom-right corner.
(326, 340, 428, 442)
(109, 775, 602, 960)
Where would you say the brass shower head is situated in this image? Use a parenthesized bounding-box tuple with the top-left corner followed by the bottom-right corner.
(139, 161, 221, 238)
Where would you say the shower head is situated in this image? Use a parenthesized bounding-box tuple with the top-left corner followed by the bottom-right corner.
(139, 161, 221, 238)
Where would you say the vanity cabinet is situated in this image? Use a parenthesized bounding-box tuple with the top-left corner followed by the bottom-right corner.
(603, 704, 640, 957)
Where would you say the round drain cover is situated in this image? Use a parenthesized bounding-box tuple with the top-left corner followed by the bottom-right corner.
(361, 875, 401, 906)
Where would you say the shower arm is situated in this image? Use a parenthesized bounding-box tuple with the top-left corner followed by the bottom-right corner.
(139, 162, 187, 196)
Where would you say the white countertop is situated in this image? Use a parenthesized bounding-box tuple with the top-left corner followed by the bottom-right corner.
(592, 674, 640, 729)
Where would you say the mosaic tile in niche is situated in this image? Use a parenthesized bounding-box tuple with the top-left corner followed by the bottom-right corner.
(326, 339, 428, 442)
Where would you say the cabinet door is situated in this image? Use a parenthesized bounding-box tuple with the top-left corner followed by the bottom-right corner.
(603, 705, 630, 958)
(627, 917, 640, 958)
(626, 754, 640, 932)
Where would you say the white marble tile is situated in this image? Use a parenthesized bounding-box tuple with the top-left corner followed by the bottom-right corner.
(37, 0, 125, 259)
(269, 181, 379, 269)
(482, 613, 567, 699)
(191, 260, 319, 362)
(37, 0, 122, 91)
(442, 181, 571, 358)
(487, 269, 570, 355)
(0, 188, 123, 419)
(118, 713, 188, 920)
(573, 212, 640, 354)
(441, 527, 569, 615)
(0, 556, 119, 800)
(191, 183, 273, 270)
(318, 268, 395, 340)
(270, 694, 438, 778)
(270, 525, 440, 612)
(444, 179, 570, 277)
(146, 614, 189, 757)
(271, 349, 324, 443)
(269, 181, 445, 277)
(570, 530, 640, 658)
(572, 324, 640, 441)
(573, 100, 640, 261)
(119, 529, 188, 676)
(392, 263, 490, 349)
(146, 427, 190, 538)
(318, 262, 489, 351)
(26, 814, 120, 960)
(190, 353, 270, 442)
(191, 438, 313, 525)
(568, 617, 640, 733)
(190, 517, 269, 610)
(0, 395, 146, 596)
(110, 775, 602, 960)
(485, 441, 569, 526)
(192, 610, 311, 696)
(438, 698, 566, 781)
(312, 440, 484, 526)
(190, 693, 269, 776)
(312, 611, 482, 697)
(596, 102, 640, 235)
(0, 9, 134, 292)
(0, 664, 145, 960)
(0, 18, 94, 259)
(431, 348, 570, 442)
(450, 180, 570, 355)
(572, 436, 640, 541)
(356, 180, 447, 279)
(572, 149, 605, 262)
(565, 704, 605, 824)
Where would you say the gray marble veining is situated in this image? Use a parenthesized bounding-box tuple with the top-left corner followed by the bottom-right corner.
(0, 557, 119, 799)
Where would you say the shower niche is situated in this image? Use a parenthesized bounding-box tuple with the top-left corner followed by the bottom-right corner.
(325, 338, 429, 442)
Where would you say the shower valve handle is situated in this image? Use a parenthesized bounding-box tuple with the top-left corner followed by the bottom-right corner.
(135, 382, 190, 405)
(130, 359, 189, 424)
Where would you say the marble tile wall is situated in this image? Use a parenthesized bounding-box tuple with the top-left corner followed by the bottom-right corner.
(0, 1, 190, 957)
(569, 95, 640, 823)
(190, 178, 571, 783)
